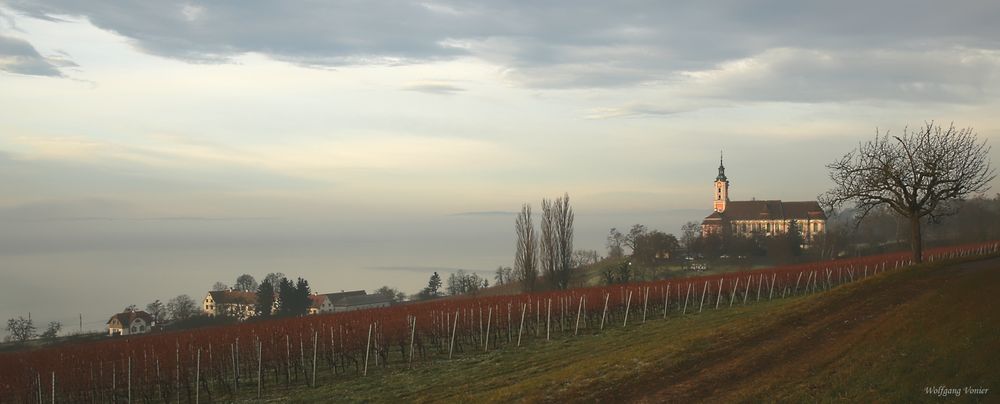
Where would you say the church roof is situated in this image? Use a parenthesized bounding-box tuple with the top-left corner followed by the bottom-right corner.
(704, 200, 826, 222)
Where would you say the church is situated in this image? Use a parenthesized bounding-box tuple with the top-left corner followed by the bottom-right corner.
(701, 154, 827, 243)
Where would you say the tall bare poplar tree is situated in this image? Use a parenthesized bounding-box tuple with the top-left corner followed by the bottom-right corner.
(540, 194, 574, 289)
(553, 194, 574, 289)
(820, 122, 994, 262)
(514, 204, 538, 292)
(539, 198, 557, 289)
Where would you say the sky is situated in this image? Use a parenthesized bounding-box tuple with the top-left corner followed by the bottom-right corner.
(2, 1, 1000, 334)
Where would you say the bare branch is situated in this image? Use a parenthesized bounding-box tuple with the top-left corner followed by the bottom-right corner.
(819, 122, 994, 262)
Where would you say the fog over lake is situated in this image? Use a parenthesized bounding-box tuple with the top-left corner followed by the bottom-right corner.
(0, 209, 700, 333)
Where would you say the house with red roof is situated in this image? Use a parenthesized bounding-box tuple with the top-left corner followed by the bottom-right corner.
(107, 309, 155, 336)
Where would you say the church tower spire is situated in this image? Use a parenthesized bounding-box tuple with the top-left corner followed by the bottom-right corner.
(714, 151, 729, 212)
(717, 150, 727, 181)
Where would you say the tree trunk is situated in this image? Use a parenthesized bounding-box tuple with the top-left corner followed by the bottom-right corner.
(910, 215, 923, 263)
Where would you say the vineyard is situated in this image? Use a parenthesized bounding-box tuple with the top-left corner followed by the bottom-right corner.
(1, 241, 997, 403)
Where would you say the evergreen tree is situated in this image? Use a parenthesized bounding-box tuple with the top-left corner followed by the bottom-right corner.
(428, 272, 442, 295)
(787, 219, 803, 257)
(255, 281, 275, 317)
(277, 278, 296, 316)
(295, 277, 312, 315)
(416, 272, 443, 300)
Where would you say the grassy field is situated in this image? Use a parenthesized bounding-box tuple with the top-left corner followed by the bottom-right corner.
(0, 331, 105, 353)
(233, 256, 998, 403)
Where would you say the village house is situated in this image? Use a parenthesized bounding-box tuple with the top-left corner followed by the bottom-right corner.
(311, 290, 393, 314)
(315, 290, 367, 313)
(203, 289, 257, 320)
(701, 154, 827, 242)
(308, 294, 325, 315)
(107, 309, 155, 336)
(329, 294, 393, 312)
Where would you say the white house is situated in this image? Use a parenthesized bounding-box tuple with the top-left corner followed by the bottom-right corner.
(316, 290, 367, 314)
(204, 290, 257, 320)
(107, 310, 155, 336)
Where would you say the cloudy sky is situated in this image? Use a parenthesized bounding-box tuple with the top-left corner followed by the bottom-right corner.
(2, 1, 999, 333)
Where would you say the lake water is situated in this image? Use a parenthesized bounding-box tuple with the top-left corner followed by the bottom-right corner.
(0, 209, 702, 335)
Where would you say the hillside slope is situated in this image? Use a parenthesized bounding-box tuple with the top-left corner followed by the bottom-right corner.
(260, 257, 998, 403)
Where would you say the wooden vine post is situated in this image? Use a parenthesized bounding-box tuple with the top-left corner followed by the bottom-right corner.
(663, 284, 670, 319)
(698, 281, 708, 313)
(409, 316, 416, 364)
(257, 340, 262, 398)
(730, 278, 739, 307)
(546, 299, 552, 341)
(768, 273, 777, 300)
(715, 278, 723, 309)
(742, 276, 751, 304)
(574, 296, 584, 335)
(642, 287, 649, 324)
(448, 310, 459, 359)
(517, 303, 526, 347)
(312, 331, 318, 388)
(682, 283, 692, 314)
(195, 350, 200, 404)
(600, 293, 609, 330)
(623, 290, 633, 327)
(363, 323, 372, 376)
(484, 307, 493, 352)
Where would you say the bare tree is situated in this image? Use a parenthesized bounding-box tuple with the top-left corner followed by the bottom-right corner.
(514, 204, 538, 292)
(145, 300, 166, 322)
(40, 321, 62, 341)
(540, 199, 557, 289)
(262, 272, 286, 290)
(374, 286, 407, 303)
(167, 295, 198, 321)
(606, 228, 625, 259)
(571, 250, 599, 268)
(446, 270, 485, 296)
(494, 266, 514, 286)
(5, 317, 35, 343)
(680, 221, 700, 252)
(552, 194, 575, 289)
(212, 281, 228, 291)
(233, 274, 258, 292)
(820, 122, 995, 262)
(623, 224, 647, 254)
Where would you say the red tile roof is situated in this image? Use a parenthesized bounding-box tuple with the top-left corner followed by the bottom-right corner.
(309, 294, 326, 309)
(703, 200, 826, 222)
(208, 290, 257, 305)
(107, 310, 154, 327)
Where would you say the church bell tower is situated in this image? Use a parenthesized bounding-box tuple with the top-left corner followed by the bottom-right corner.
(714, 151, 729, 212)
